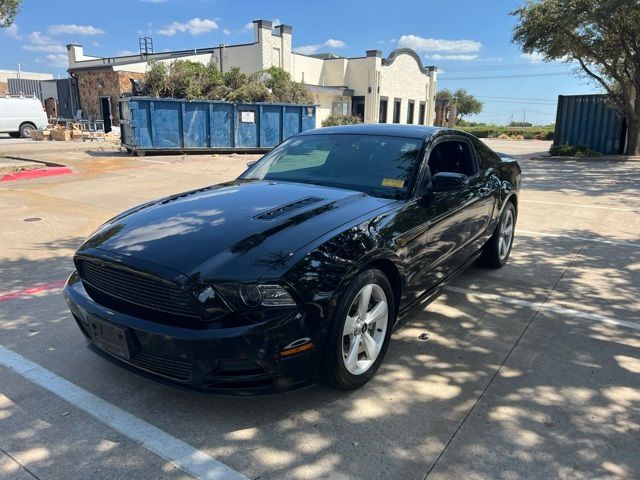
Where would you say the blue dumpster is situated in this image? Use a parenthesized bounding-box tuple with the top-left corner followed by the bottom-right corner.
(119, 97, 316, 155)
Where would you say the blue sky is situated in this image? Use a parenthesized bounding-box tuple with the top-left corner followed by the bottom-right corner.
(1, 0, 600, 125)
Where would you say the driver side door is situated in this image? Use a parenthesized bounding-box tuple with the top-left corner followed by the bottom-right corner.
(390, 136, 479, 304)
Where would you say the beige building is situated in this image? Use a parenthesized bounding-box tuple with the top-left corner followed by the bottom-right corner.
(66, 19, 437, 127)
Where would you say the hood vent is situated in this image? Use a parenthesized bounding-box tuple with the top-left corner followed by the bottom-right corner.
(254, 196, 324, 220)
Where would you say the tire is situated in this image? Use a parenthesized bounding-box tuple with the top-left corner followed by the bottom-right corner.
(8, 131, 21, 138)
(479, 201, 516, 268)
(321, 268, 395, 390)
(19, 123, 36, 138)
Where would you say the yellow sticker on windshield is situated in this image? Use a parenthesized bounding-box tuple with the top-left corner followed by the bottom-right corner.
(382, 178, 405, 188)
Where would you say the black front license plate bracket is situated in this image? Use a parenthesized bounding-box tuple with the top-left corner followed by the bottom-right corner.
(88, 316, 132, 360)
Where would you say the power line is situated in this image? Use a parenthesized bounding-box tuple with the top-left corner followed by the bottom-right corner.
(439, 71, 570, 80)
(481, 100, 557, 105)
(477, 95, 557, 101)
(444, 63, 568, 72)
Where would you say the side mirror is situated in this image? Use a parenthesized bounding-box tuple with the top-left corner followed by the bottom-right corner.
(430, 172, 469, 191)
(246, 160, 257, 168)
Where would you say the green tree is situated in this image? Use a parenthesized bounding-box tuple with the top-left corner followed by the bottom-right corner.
(512, 0, 640, 155)
(0, 0, 21, 28)
(436, 88, 483, 124)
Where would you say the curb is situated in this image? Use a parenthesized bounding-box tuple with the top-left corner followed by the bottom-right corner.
(1, 166, 73, 182)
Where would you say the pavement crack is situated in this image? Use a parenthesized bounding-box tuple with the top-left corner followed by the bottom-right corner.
(0, 446, 42, 480)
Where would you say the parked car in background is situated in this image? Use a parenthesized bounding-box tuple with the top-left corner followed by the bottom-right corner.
(63, 124, 521, 394)
(0, 95, 48, 138)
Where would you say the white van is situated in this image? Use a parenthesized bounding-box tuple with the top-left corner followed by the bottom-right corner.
(0, 95, 49, 138)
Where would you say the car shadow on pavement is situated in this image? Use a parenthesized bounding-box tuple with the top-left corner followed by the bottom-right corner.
(2, 224, 638, 479)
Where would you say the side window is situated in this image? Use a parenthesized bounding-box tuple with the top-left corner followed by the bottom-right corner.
(473, 138, 499, 168)
(428, 140, 478, 176)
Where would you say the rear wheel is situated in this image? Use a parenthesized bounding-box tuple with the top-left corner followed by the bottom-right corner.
(19, 122, 36, 138)
(8, 132, 21, 138)
(480, 201, 516, 268)
(321, 269, 394, 390)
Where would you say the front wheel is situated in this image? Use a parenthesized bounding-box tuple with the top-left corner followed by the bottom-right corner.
(479, 201, 516, 268)
(19, 123, 36, 138)
(321, 269, 394, 390)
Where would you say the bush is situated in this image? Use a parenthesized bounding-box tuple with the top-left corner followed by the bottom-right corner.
(549, 144, 601, 157)
(142, 62, 313, 104)
(455, 125, 555, 141)
(321, 114, 362, 127)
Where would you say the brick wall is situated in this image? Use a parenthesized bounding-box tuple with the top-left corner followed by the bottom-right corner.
(75, 70, 145, 125)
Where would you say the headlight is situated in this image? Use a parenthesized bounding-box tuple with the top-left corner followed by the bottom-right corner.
(239, 284, 296, 307)
(215, 283, 297, 309)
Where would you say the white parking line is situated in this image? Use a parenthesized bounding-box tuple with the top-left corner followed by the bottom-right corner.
(142, 159, 170, 164)
(444, 286, 640, 332)
(0, 345, 247, 480)
(517, 229, 640, 249)
(520, 199, 636, 212)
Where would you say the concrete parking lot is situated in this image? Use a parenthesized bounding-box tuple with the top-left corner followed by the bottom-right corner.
(1, 139, 638, 480)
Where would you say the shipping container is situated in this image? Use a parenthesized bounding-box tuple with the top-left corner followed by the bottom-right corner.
(119, 97, 317, 155)
(554, 94, 626, 154)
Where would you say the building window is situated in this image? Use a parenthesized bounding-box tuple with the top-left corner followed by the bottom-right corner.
(379, 98, 388, 123)
(393, 99, 401, 124)
(332, 101, 349, 115)
(407, 101, 415, 124)
(419, 102, 426, 125)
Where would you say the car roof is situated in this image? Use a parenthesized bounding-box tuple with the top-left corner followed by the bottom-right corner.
(299, 123, 452, 140)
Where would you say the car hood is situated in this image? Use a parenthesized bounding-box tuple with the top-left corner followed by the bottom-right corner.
(79, 180, 394, 282)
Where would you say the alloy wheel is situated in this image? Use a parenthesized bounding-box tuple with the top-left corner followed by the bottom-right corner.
(499, 209, 514, 261)
(342, 284, 389, 375)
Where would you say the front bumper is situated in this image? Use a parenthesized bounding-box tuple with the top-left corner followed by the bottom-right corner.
(63, 272, 319, 395)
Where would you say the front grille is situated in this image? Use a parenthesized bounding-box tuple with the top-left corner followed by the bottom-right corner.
(76, 258, 202, 320)
(129, 352, 192, 382)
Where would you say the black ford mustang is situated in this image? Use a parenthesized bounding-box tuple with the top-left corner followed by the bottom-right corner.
(63, 124, 520, 394)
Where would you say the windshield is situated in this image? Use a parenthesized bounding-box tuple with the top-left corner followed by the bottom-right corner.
(241, 134, 423, 199)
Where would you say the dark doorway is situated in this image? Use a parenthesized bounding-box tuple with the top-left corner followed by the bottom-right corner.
(352, 96, 365, 120)
(393, 99, 401, 123)
(379, 98, 388, 123)
(407, 101, 415, 124)
(418, 102, 426, 125)
(99, 96, 113, 133)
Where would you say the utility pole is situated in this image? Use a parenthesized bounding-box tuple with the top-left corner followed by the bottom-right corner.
(522, 109, 526, 125)
(16, 63, 21, 79)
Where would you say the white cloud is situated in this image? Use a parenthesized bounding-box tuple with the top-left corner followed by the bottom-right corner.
(157, 18, 218, 36)
(23, 32, 65, 53)
(117, 50, 137, 56)
(324, 39, 346, 48)
(295, 44, 321, 55)
(377, 40, 385, 45)
(243, 22, 253, 30)
(397, 34, 482, 54)
(425, 54, 479, 61)
(5, 23, 22, 39)
(49, 24, 105, 36)
(223, 28, 231, 35)
(294, 38, 347, 55)
(521, 52, 546, 63)
(92, 41, 101, 47)
(38, 53, 68, 68)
